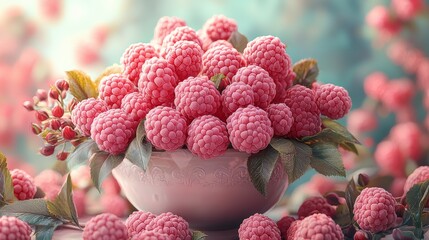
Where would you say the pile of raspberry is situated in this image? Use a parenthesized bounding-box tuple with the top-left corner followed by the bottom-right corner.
(70, 15, 352, 158)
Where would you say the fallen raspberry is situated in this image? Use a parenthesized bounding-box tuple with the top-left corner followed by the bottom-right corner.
(73, 189, 86, 218)
(404, 166, 429, 194)
(353, 187, 397, 233)
(161, 26, 202, 57)
(121, 92, 153, 123)
(187, 115, 229, 159)
(71, 98, 108, 136)
(98, 74, 137, 109)
(347, 109, 378, 133)
(294, 213, 343, 240)
(0, 216, 32, 240)
(297, 196, 335, 219)
(276, 216, 295, 240)
(120, 43, 158, 85)
(221, 82, 254, 116)
(125, 211, 156, 237)
(101, 176, 121, 195)
(146, 212, 192, 240)
(101, 193, 128, 217)
(231, 65, 276, 109)
(144, 106, 187, 151)
(203, 15, 237, 41)
(238, 213, 281, 240)
(266, 103, 294, 136)
(202, 45, 245, 89)
(174, 76, 221, 121)
(227, 105, 273, 154)
(153, 16, 187, 46)
(316, 84, 352, 119)
(11, 169, 37, 200)
(34, 169, 63, 190)
(381, 79, 415, 110)
(284, 85, 321, 138)
(138, 57, 178, 107)
(363, 72, 388, 101)
(83, 213, 128, 240)
(374, 140, 406, 177)
(390, 122, 422, 161)
(130, 231, 169, 240)
(166, 40, 203, 81)
(90, 109, 136, 154)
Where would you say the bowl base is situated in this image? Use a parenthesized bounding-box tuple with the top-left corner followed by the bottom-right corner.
(197, 228, 238, 240)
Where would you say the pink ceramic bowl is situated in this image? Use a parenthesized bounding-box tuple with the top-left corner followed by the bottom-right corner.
(112, 149, 288, 239)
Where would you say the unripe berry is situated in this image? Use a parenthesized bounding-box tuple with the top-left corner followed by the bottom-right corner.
(68, 98, 78, 112)
(50, 119, 61, 130)
(45, 133, 58, 145)
(40, 145, 55, 156)
(23, 101, 34, 111)
(36, 110, 49, 121)
(49, 88, 60, 100)
(56, 151, 69, 161)
(55, 79, 69, 91)
(37, 89, 48, 101)
(62, 126, 76, 140)
(32, 123, 42, 135)
(357, 173, 370, 187)
(354, 230, 369, 240)
(52, 105, 64, 118)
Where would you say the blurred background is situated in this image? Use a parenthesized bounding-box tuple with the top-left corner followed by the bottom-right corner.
(1, 0, 429, 207)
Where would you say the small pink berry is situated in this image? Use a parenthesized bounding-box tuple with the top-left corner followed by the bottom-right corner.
(36, 89, 48, 101)
(49, 88, 60, 100)
(62, 126, 76, 140)
(56, 151, 69, 161)
(50, 119, 61, 130)
(23, 100, 34, 111)
(52, 105, 64, 118)
(55, 79, 69, 91)
(35, 110, 49, 121)
(40, 145, 55, 156)
(31, 123, 42, 135)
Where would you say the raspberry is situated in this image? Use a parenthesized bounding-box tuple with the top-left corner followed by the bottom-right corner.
(381, 79, 415, 110)
(287, 220, 301, 240)
(174, 76, 221, 121)
(347, 109, 378, 133)
(417, 60, 429, 90)
(166, 41, 203, 81)
(187, 115, 229, 159)
(138, 58, 178, 107)
(161, 26, 202, 57)
(73, 189, 86, 217)
(316, 83, 352, 119)
(276, 216, 295, 240)
(353, 187, 397, 233)
(266, 103, 294, 136)
(374, 140, 406, 177)
(366, 6, 401, 36)
(231, 65, 276, 109)
(201, 45, 245, 89)
(144, 106, 187, 151)
(392, 0, 424, 20)
(196, 29, 212, 51)
(98, 74, 137, 109)
(404, 166, 429, 194)
(297, 196, 335, 219)
(284, 85, 321, 138)
(34, 169, 63, 189)
(390, 122, 422, 161)
(101, 193, 128, 217)
(221, 82, 254, 115)
(90, 109, 136, 155)
(238, 213, 281, 240)
(125, 211, 156, 237)
(364, 72, 388, 101)
(130, 231, 169, 240)
(294, 213, 343, 240)
(83, 213, 128, 240)
(0, 216, 32, 240)
(227, 105, 273, 154)
(354, 230, 370, 240)
(120, 43, 158, 85)
(71, 98, 108, 136)
(203, 15, 237, 41)
(273, 67, 295, 103)
(153, 16, 187, 46)
(208, 40, 233, 50)
(101, 176, 121, 195)
(146, 212, 192, 240)
(11, 169, 36, 200)
(44, 184, 61, 201)
(243, 36, 292, 100)
(121, 92, 153, 122)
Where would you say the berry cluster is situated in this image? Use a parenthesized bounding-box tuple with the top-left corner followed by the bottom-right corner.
(83, 211, 191, 240)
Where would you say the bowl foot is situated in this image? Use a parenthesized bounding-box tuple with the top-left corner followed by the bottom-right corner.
(196, 228, 239, 240)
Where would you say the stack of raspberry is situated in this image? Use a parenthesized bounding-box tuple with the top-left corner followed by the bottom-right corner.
(71, 15, 352, 159)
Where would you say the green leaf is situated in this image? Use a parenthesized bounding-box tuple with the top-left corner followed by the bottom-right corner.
(0, 199, 50, 216)
(406, 180, 429, 235)
(192, 230, 207, 240)
(210, 73, 225, 89)
(333, 204, 351, 227)
(272, 139, 312, 183)
(344, 178, 360, 220)
(67, 139, 98, 170)
(302, 128, 360, 155)
(321, 118, 360, 144)
(228, 31, 248, 53)
(90, 151, 124, 191)
(125, 120, 152, 171)
(66, 70, 98, 101)
(16, 213, 63, 240)
(247, 145, 280, 196)
(46, 174, 79, 227)
(0, 153, 16, 206)
(292, 58, 319, 88)
(310, 143, 346, 177)
(35, 222, 64, 240)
